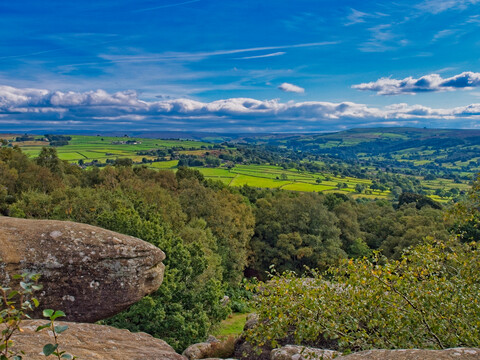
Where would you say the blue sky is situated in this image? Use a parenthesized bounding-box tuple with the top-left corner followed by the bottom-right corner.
(1, 0, 480, 132)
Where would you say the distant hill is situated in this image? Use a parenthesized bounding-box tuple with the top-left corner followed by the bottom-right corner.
(225, 128, 480, 166)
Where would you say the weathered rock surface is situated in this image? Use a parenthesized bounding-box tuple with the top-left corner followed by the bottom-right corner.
(0, 216, 165, 322)
(183, 336, 238, 360)
(10, 320, 186, 360)
(335, 348, 480, 359)
(183, 342, 218, 360)
(271, 345, 340, 360)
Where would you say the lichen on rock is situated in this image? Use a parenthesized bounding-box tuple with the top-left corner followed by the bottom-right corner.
(0, 216, 165, 322)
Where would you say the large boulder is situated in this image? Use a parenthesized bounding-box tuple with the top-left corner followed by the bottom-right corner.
(335, 348, 480, 359)
(0, 216, 165, 322)
(9, 320, 186, 360)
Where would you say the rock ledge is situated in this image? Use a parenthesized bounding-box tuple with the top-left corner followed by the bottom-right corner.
(11, 320, 185, 360)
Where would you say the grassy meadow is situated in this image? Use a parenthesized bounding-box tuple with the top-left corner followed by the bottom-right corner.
(2, 133, 470, 201)
(14, 135, 211, 164)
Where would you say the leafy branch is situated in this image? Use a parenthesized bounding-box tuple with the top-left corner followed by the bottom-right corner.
(1, 272, 75, 359)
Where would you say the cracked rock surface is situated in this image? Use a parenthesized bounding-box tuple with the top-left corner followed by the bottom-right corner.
(335, 348, 480, 359)
(10, 320, 186, 360)
(0, 216, 165, 322)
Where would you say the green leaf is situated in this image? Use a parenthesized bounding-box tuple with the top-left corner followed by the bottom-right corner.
(35, 323, 51, 332)
(42, 343, 58, 356)
(61, 354, 72, 359)
(7, 290, 19, 299)
(43, 309, 54, 318)
(51, 310, 66, 320)
(32, 285, 43, 291)
(54, 325, 69, 334)
(32, 298, 40, 307)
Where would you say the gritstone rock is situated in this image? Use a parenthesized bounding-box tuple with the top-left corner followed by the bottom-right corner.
(335, 348, 480, 359)
(0, 216, 165, 322)
(9, 320, 186, 360)
(271, 345, 340, 360)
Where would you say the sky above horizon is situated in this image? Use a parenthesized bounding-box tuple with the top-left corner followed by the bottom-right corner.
(2, 0, 480, 133)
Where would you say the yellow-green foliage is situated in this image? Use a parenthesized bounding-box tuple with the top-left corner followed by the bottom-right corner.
(246, 239, 480, 351)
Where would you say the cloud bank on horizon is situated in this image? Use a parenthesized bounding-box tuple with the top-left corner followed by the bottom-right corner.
(2, 85, 480, 132)
(353, 72, 480, 95)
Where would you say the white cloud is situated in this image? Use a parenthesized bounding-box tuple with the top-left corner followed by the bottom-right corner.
(352, 71, 480, 95)
(2, 85, 480, 132)
(278, 82, 305, 93)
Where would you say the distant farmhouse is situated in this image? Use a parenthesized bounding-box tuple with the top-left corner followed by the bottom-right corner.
(111, 140, 142, 145)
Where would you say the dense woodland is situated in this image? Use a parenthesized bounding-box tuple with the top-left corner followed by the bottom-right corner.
(0, 144, 476, 351)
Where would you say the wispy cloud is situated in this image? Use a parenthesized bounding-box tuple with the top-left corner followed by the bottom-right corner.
(53, 41, 338, 72)
(134, 0, 201, 13)
(345, 9, 371, 26)
(432, 29, 459, 42)
(97, 41, 339, 64)
(416, 0, 480, 14)
(353, 71, 480, 95)
(2, 84, 480, 132)
(0, 35, 122, 62)
(345, 8, 388, 26)
(238, 52, 286, 60)
(278, 82, 305, 93)
(359, 24, 407, 52)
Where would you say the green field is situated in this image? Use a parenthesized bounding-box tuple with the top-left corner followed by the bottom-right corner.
(3, 133, 468, 201)
(15, 135, 211, 164)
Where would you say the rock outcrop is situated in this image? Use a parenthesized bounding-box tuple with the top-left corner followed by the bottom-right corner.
(335, 348, 480, 359)
(0, 216, 165, 322)
(183, 339, 220, 360)
(183, 336, 238, 360)
(271, 345, 340, 360)
(9, 320, 186, 360)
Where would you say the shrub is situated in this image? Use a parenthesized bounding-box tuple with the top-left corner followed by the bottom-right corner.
(246, 238, 480, 352)
(1, 273, 41, 359)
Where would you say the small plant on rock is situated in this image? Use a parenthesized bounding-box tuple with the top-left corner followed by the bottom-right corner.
(1, 272, 42, 360)
(36, 309, 76, 359)
(1, 272, 75, 359)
